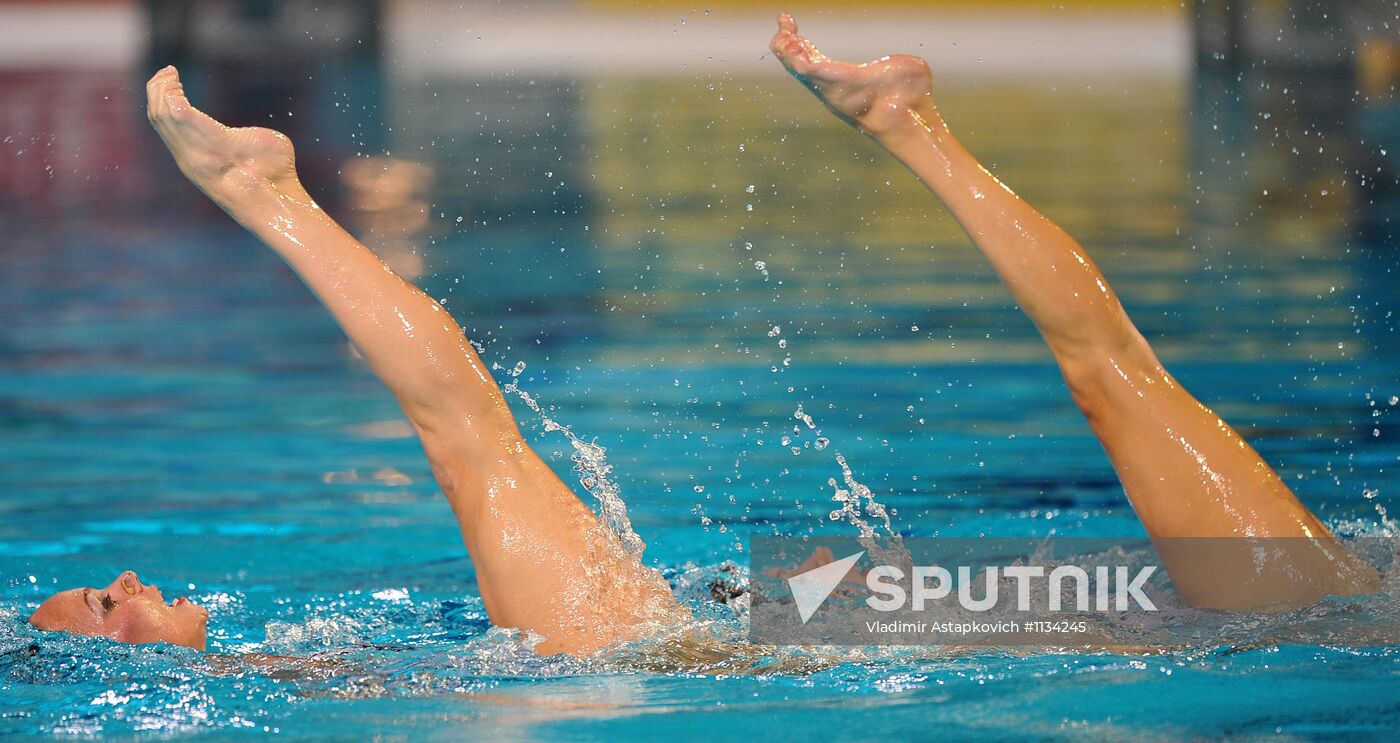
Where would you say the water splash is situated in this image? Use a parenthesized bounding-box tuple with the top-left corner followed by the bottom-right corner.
(791, 405, 910, 567)
(750, 247, 904, 559)
(497, 360, 646, 558)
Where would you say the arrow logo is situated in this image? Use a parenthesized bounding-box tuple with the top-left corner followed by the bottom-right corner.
(786, 551, 865, 624)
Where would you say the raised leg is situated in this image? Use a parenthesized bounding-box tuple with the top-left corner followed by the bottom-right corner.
(769, 15, 1376, 607)
(145, 67, 682, 655)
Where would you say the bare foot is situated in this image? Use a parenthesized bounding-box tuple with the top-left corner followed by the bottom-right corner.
(145, 66, 300, 202)
(768, 13, 936, 137)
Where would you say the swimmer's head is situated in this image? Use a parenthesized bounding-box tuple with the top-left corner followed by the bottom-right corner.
(28, 570, 208, 650)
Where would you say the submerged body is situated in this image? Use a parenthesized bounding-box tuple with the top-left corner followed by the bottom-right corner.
(29, 14, 1374, 656)
(33, 66, 685, 656)
(766, 13, 1376, 608)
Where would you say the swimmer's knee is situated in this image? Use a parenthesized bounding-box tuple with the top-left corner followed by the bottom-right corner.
(1059, 357, 1112, 424)
(1056, 334, 1163, 422)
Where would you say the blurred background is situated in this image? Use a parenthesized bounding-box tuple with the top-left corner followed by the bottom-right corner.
(5, 4, 1400, 737)
(1, 1, 1398, 579)
(1, 0, 1397, 240)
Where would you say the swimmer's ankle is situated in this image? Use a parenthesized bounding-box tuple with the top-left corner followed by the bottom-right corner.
(865, 98, 947, 146)
(203, 165, 306, 216)
(180, 136, 308, 216)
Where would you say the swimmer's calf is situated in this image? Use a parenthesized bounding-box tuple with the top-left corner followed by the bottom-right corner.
(770, 12, 1378, 607)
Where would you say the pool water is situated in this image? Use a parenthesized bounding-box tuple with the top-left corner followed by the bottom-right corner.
(2, 55, 1399, 738)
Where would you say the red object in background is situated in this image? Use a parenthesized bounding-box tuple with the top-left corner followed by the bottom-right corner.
(0, 71, 153, 217)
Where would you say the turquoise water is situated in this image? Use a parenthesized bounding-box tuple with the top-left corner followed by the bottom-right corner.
(2, 63, 1399, 738)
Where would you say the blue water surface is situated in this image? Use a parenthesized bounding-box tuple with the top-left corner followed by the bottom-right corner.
(1, 53, 1399, 739)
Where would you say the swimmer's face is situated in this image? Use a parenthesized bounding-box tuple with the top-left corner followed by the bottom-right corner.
(28, 570, 208, 650)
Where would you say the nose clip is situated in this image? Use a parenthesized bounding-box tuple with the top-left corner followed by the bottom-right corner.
(121, 572, 138, 595)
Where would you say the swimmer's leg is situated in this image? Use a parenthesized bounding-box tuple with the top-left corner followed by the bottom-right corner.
(145, 67, 682, 654)
(770, 15, 1377, 606)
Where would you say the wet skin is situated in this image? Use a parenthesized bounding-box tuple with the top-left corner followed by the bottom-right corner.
(138, 65, 684, 656)
(29, 570, 208, 650)
(35, 66, 684, 657)
(26, 15, 1378, 654)
(768, 13, 1378, 607)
